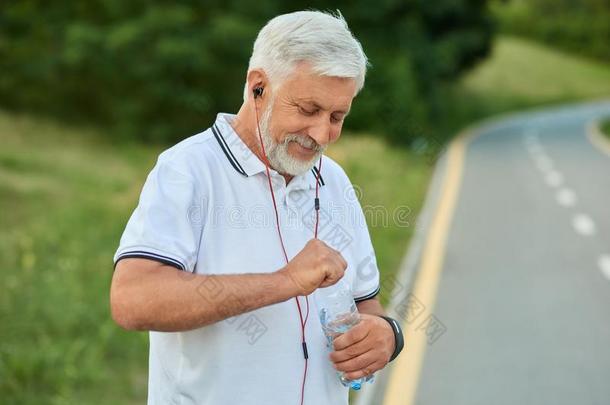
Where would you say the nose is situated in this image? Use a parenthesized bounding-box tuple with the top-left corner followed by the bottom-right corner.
(308, 121, 332, 148)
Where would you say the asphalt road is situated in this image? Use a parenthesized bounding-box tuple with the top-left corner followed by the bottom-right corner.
(415, 101, 610, 404)
(358, 100, 610, 405)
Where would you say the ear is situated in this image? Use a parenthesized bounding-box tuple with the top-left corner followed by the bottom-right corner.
(247, 69, 270, 101)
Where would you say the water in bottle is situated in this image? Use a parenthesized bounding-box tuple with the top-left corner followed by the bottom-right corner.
(315, 279, 374, 390)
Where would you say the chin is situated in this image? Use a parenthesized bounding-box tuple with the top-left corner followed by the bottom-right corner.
(275, 155, 320, 176)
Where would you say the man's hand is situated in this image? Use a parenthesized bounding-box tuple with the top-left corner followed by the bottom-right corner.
(329, 313, 395, 380)
(278, 239, 347, 296)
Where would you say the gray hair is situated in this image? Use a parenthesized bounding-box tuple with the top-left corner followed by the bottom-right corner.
(243, 10, 369, 102)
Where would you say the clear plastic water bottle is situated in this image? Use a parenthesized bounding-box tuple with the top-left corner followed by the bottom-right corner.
(315, 279, 375, 390)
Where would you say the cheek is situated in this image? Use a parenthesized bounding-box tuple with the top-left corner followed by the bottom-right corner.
(268, 119, 285, 143)
(272, 113, 303, 136)
(329, 125, 342, 142)
(283, 118, 310, 136)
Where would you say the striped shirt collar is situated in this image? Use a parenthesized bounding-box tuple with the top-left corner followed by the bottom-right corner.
(212, 112, 325, 189)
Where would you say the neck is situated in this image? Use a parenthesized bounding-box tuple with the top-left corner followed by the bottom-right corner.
(231, 103, 294, 185)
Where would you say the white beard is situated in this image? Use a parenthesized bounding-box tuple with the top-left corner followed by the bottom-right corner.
(258, 102, 326, 176)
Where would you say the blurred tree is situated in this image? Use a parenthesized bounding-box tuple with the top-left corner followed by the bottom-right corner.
(0, 0, 494, 144)
(492, 0, 610, 63)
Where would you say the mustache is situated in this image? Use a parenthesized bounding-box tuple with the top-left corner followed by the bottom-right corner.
(283, 134, 324, 152)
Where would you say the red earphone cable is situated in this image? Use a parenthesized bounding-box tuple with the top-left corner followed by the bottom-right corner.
(314, 157, 322, 239)
(254, 98, 322, 405)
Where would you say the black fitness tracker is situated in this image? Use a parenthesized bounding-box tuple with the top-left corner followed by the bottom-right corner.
(378, 315, 404, 362)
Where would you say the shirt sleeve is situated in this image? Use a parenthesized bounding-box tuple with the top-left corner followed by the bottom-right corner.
(347, 185, 381, 303)
(113, 158, 204, 272)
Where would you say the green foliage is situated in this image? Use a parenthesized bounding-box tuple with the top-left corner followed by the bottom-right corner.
(0, 1, 494, 145)
(0, 111, 157, 404)
(492, 0, 610, 63)
(434, 36, 610, 141)
(601, 118, 610, 140)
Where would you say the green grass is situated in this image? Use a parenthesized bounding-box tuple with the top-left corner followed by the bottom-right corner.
(463, 36, 610, 101)
(441, 36, 610, 129)
(0, 109, 432, 403)
(0, 111, 163, 404)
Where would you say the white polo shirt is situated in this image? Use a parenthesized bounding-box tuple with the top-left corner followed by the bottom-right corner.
(113, 112, 381, 405)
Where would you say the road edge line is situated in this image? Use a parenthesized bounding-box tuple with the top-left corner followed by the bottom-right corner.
(381, 130, 471, 405)
(354, 140, 451, 405)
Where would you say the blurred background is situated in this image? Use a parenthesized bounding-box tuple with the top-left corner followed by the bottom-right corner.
(1, 1, 609, 404)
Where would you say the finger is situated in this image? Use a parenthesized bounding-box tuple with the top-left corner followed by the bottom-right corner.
(329, 261, 345, 283)
(320, 258, 344, 286)
(319, 262, 342, 287)
(337, 251, 348, 271)
(333, 321, 369, 351)
(333, 351, 377, 374)
(316, 239, 329, 249)
(329, 336, 370, 363)
(343, 360, 385, 380)
(318, 278, 334, 288)
(327, 247, 346, 270)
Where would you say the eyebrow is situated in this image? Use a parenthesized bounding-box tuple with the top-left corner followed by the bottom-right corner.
(299, 99, 350, 115)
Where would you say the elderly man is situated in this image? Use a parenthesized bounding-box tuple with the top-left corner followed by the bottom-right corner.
(110, 10, 403, 405)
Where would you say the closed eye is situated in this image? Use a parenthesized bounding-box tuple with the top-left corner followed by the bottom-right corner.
(299, 106, 318, 116)
(298, 103, 346, 123)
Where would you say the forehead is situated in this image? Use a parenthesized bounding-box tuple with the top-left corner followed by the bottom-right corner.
(278, 64, 357, 111)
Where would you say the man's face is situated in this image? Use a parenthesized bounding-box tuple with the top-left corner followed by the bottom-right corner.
(258, 63, 356, 176)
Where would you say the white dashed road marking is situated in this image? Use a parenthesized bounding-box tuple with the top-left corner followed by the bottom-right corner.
(599, 255, 610, 281)
(535, 155, 553, 172)
(528, 145, 544, 159)
(523, 131, 543, 155)
(545, 171, 563, 187)
(556, 188, 577, 207)
(523, 129, 604, 287)
(572, 213, 596, 236)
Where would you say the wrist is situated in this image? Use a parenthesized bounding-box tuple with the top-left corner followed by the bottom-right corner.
(378, 315, 404, 362)
(275, 267, 301, 299)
